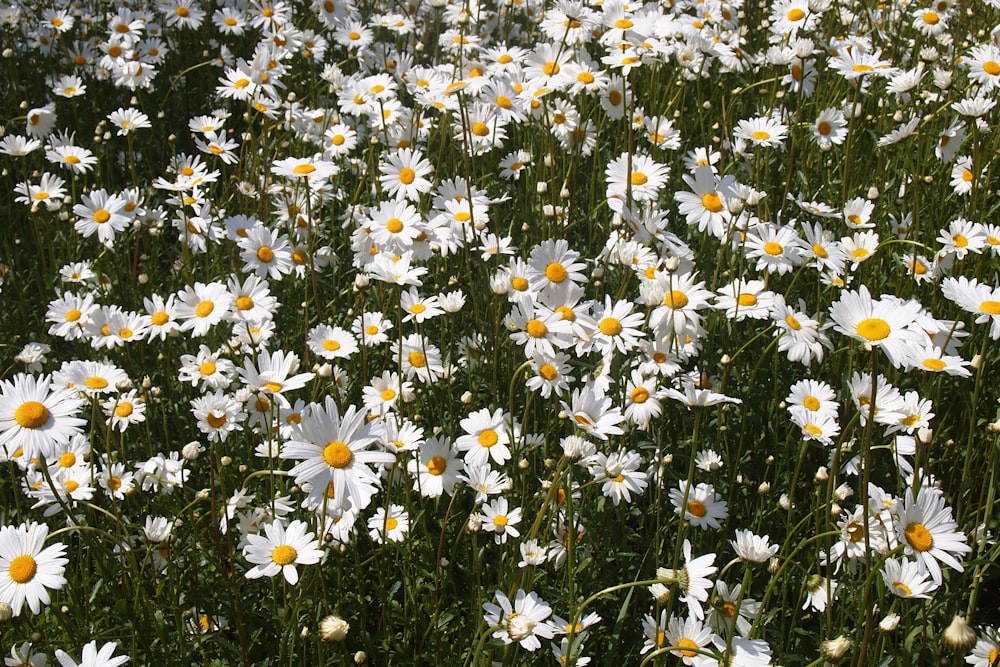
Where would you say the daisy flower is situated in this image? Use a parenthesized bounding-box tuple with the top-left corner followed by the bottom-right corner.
(237, 349, 314, 410)
(560, 385, 625, 440)
(0, 521, 68, 616)
(238, 226, 293, 280)
(73, 189, 130, 248)
(407, 435, 463, 498)
(715, 279, 775, 321)
(744, 222, 806, 275)
(731, 529, 779, 565)
(670, 481, 729, 530)
(811, 107, 848, 148)
(175, 281, 233, 337)
(368, 505, 409, 544)
(605, 152, 669, 203)
(894, 486, 970, 585)
(734, 115, 788, 148)
(965, 44, 1000, 90)
(829, 286, 925, 367)
(662, 539, 717, 620)
(455, 407, 513, 468)
(579, 296, 646, 356)
(0, 374, 86, 460)
(479, 497, 523, 544)
(664, 614, 716, 665)
(271, 156, 337, 185)
(379, 147, 433, 201)
(942, 276, 1000, 339)
(244, 519, 324, 584)
(881, 557, 937, 599)
(190, 390, 246, 442)
(103, 390, 146, 432)
(965, 628, 1000, 667)
(108, 108, 151, 135)
(589, 449, 648, 506)
(54, 641, 129, 667)
(281, 398, 394, 512)
(482, 589, 556, 652)
(308, 324, 358, 360)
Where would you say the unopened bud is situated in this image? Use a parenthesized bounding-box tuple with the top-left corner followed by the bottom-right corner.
(320, 615, 350, 642)
(942, 615, 976, 650)
(820, 635, 852, 661)
(879, 613, 900, 633)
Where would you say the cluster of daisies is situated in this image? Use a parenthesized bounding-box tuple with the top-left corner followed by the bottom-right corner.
(1, 0, 1000, 661)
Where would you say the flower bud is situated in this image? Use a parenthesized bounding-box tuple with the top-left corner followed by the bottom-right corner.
(942, 614, 976, 650)
(320, 614, 350, 642)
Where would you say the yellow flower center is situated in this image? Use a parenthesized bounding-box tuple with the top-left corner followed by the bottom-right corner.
(323, 339, 341, 352)
(86, 376, 108, 390)
(737, 293, 757, 307)
(922, 358, 946, 371)
(426, 455, 447, 475)
(526, 319, 548, 338)
(206, 412, 227, 428)
(386, 218, 404, 233)
(962, 170, 974, 183)
(803, 396, 820, 411)
(59, 452, 76, 467)
(478, 429, 499, 447)
(511, 277, 529, 291)
(853, 64, 874, 73)
(980, 300, 1000, 315)
(199, 361, 217, 376)
(677, 638, 699, 658)
(923, 10, 939, 24)
(398, 167, 415, 185)
(8, 554, 37, 583)
(543, 61, 560, 75)
(257, 247, 274, 263)
(471, 122, 490, 137)
(545, 263, 567, 283)
(788, 7, 805, 21)
(701, 192, 723, 212)
(379, 388, 396, 402)
(271, 544, 297, 565)
(630, 171, 648, 186)
(666, 290, 689, 309)
(234, 296, 253, 311)
(323, 441, 353, 468)
(785, 314, 802, 330)
(293, 163, 315, 175)
(539, 363, 558, 380)
(93, 209, 111, 223)
(751, 130, 771, 141)
(687, 500, 707, 517)
(904, 522, 933, 552)
(803, 424, 822, 437)
(493, 515, 508, 527)
(233, 78, 251, 89)
(175, 6, 189, 17)
(894, 581, 912, 596)
(953, 234, 968, 248)
(262, 382, 283, 393)
(984, 61, 1000, 76)
(599, 317, 622, 336)
(195, 301, 214, 318)
(408, 351, 426, 368)
(115, 402, 134, 418)
(14, 401, 49, 428)
(764, 241, 783, 256)
(812, 243, 828, 258)
(631, 387, 649, 403)
(108, 476, 122, 490)
(855, 318, 890, 342)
